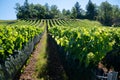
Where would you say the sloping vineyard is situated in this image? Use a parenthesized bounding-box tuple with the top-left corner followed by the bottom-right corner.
(0, 20, 45, 80)
(0, 19, 120, 80)
(48, 19, 120, 80)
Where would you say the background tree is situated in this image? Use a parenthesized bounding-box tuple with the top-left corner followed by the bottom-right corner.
(15, 3, 23, 19)
(86, 0, 97, 20)
(50, 5, 60, 18)
(66, 10, 71, 18)
(29, 4, 38, 19)
(62, 9, 71, 19)
(97, 1, 113, 26)
(15, 0, 46, 19)
(44, 3, 51, 19)
(23, 0, 30, 19)
(15, 0, 120, 26)
(71, 7, 77, 19)
(15, 0, 30, 19)
(111, 5, 120, 26)
(80, 9, 86, 19)
(74, 2, 81, 19)
(62, 9, 67, 16)
(112, 5, 120, 19)
(15, 0, 32, 19)
(34, 4, 45, 19)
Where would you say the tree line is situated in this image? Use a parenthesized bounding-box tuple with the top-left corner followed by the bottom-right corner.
(15, 0, 120, 26)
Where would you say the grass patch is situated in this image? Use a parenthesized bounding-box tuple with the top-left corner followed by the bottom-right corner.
(0, 20, 17, 25)
(35, 31, 48, 79)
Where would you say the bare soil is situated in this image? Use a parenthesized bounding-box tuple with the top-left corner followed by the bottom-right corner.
(18, 38, 43, 80)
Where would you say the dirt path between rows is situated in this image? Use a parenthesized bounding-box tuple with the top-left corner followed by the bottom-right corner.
(14, 31, 67, 80)
(13, 32, 45, 80)
(17, 36, 43, 80)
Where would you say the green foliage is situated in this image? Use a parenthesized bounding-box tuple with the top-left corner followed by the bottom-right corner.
(0, 20, 43, 60)
(49, 19, 120, 68)
(48, 19, 120, 79)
